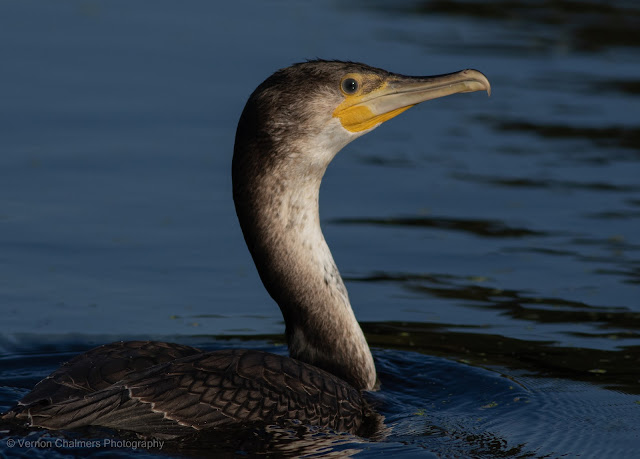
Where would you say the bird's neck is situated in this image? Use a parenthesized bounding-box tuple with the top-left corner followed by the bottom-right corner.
(232, 142, 376, 391)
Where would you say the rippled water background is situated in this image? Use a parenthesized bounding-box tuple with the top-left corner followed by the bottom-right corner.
(1, 0, 639, 457)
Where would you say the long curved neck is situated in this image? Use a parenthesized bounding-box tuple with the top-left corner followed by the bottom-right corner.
(232, 114, 376, 391)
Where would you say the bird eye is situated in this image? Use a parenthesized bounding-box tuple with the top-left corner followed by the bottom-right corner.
(341, 78, 359, 94)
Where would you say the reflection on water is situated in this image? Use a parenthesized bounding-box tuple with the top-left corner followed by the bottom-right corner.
(3, 340, 638, 458)
(334, 216, 546, 237)
(455, 172, 640, 194)
(368, 321, 640, 395)
(348, 268, 640, 395)
(1, 0, 640, 457)
(495, 121, 640, 153)
(373, 0, 640, 50)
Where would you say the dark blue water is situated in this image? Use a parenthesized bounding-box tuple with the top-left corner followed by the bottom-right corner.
(1, 1, 639, 457)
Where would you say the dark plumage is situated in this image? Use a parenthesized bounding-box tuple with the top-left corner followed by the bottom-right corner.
(4, 342, 373, 438)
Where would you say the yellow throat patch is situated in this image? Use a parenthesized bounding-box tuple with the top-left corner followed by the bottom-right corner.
(332, 80, 414, 133)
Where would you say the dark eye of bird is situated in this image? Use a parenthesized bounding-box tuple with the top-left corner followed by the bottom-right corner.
(341, 78, 359, 94)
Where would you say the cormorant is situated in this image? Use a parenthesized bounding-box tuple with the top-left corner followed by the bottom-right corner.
(2, 60, 490, 438)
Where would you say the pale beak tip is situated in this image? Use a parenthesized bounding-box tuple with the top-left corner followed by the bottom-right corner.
(466, 69, 491, 97)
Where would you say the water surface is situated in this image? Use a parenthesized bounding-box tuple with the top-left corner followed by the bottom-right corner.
(1, 0, 639, 457)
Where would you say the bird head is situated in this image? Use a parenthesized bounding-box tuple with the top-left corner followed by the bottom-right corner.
(234, 60, 490, 175)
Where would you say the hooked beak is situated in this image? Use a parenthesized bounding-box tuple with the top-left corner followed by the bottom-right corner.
(334, 69, 491, 133)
